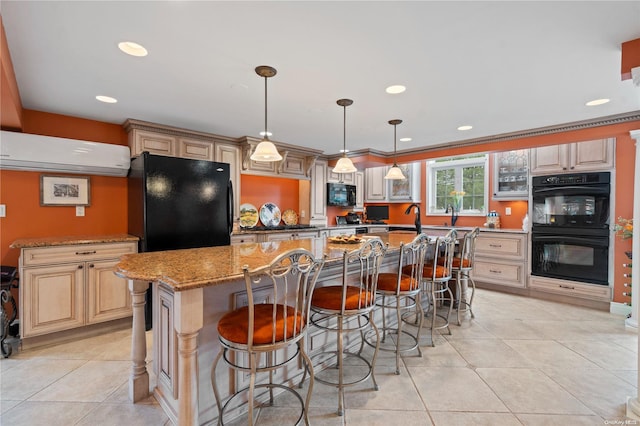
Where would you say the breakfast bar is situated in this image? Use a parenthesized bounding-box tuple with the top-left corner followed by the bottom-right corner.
(115, 233, 419, 425)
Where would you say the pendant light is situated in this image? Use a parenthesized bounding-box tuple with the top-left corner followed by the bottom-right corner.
(250, 65, 282, 162)
(332, 98, 358, 173)
(384, 119, 406, 180)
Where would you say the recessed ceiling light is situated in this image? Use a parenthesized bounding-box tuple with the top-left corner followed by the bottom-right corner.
(385, 85, 406, 94)
(585, 98, 610, 106)
(259, 131, 272, 137)
(96, 95, 117, 103)
(118, 41, 148, 57)
(399, 137, 412, 142)
(457, 125, 473, 131)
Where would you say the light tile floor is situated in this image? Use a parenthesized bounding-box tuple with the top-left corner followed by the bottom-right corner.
(0, 289, 638, 425)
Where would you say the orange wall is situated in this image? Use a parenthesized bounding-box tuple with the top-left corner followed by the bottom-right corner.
(240, 175, 300, 219)
(0, 110, 129, 266)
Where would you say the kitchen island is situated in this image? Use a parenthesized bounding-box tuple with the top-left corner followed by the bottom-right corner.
(115, 233, 418, 426)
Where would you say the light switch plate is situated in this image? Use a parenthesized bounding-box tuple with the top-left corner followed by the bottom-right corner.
(76, 206, 85, 216)
(0, 204, 5, 217)
(505, 207, 512, 216)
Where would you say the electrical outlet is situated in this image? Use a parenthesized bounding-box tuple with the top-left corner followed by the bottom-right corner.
(505, 207, 512, 216)
(300, 210, 306, 218)
(76, 206, 85, 216)
(0, 204, 5, 217)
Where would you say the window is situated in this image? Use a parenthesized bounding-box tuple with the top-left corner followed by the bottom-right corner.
(426, 155, 488, 215)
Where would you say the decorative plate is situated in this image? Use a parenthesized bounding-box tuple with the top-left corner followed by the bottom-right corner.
(239, 203, 259, 228)
(282, 209, 298, 226)
(259, 202, 281, 227)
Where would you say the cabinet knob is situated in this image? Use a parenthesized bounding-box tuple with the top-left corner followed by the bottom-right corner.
(78, 265, 83, 269)
(89, 264, 95, 268)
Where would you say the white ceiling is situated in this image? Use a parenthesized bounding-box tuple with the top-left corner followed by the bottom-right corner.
(2, 1, 640, 156)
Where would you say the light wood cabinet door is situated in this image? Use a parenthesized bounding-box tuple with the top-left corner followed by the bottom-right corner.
(355, 172, 364, 209)
(21, 264, 85, 337)
(530, 139, 614, 174)
(365, 166, 387, 201)
(310, 160, 327, 224)
(87, 259, 132, 324)
(130, 130, 177, 157)
(571, 138, 614, 171)
(178, 137, 214, 161)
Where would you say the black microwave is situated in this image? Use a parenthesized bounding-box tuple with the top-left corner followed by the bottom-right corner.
(327, 182, 356, 207)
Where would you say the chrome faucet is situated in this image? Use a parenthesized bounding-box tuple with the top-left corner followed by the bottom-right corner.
(404, 203, 422, 234)
(445, 204, 458, 227)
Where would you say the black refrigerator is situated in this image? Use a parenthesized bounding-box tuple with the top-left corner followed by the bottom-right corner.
(128, 152, 234, 328)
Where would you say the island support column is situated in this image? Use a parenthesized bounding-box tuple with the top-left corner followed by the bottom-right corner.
(129, 279, 150, 402)
(174, 287, 204, 426)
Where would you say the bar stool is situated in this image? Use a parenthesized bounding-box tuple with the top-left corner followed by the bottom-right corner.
(451, 227, 479, 325)
(211, 248, 325, 426)
(421, 232, 456, 346)
(373, 233, 429, 375)
(308, 238, 387, 416)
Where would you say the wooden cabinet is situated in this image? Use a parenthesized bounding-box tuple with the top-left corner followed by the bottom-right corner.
(492, 150, 529, 200)
(472, 232, 528, 288)
(327, 169, 355, 184)
(230, 234, 259, 244)
(365, 163, 421, 202)
(299, 159, 328, 226)
(19, 242, 137, 338)
(530, 138, 614, 174)
(365, 166, 388, 201)
(178, 137, 214, 161)
(528, 275, 611, 302)
(354, 171, 364, 210)
(265, 231, 318, 242)
(129, 129, 177, 157)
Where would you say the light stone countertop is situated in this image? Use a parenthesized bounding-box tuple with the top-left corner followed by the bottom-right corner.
(114, 234, 417, 292)
(10, 233, 139, 249)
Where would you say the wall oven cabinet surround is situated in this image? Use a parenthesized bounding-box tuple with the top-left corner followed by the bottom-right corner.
(530, 138, 614, 174)
(492, 150, 529, 200)
(16, 239, 137, 339)
(531, 172, 610, 286)
(472, 232, 528, 288)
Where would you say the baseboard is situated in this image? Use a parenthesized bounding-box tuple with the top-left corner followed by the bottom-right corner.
(610, 301, 632, 317)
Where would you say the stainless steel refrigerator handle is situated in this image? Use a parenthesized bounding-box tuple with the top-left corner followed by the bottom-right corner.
(227, 180, 234, 236)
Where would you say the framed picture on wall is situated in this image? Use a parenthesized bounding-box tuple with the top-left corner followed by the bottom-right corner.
(40, 175, 91, 206)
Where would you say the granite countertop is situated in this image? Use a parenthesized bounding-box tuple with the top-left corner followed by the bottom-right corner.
(233, 223, 526, 235)
(11, 234, 139, 249)
(115, 233, 416, 292)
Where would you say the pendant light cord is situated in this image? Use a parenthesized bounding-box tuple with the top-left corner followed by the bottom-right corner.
(343, 105, 347, 156)
(393, 123, 398, 166)
(264, 76, 269, 140)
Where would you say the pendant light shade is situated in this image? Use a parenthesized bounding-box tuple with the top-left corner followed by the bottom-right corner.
(384, 119, 406, 180)
(251, 65, 282, 162)
(332, 98, 357, 173)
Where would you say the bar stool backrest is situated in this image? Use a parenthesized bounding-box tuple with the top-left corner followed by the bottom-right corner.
(457, 227, 480, 271)
(341, 238, 387, 314)
(396, 233, 431, 295)
(241, 248, 325, 350)
(427, 234, 456, 283)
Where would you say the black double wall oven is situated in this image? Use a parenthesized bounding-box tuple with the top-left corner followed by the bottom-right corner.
(531, 172, 610, 285)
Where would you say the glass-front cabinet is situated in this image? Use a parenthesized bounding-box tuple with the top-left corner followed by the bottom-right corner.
(492, 150, 529, 200)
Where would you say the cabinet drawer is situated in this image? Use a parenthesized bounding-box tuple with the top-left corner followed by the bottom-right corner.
(475, 234, 526, 260)
(231, 234, 259, 244)
(22, 242, 138, 266)
(529, 276, 611, 301)
(472, 259, 526, 288)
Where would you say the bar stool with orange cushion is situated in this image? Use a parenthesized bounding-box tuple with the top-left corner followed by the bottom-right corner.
(372, 233, 429, 375)
(211, 248, 325, 426)
(451, 227, 479, 325)
(308, 238, 387, 416)
(419, 232, 456, 346)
